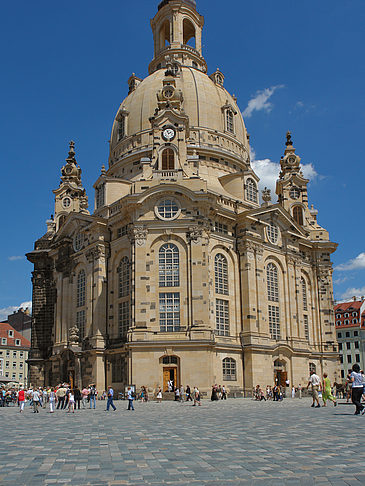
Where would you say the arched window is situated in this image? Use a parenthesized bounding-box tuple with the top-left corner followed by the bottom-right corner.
(267, 263, 280, 340)
(309, 362, 316, 374)
(222, 358, 236, 381)
(267, 263, 279, 302)
(246, 178, 257, 203)
(301, 277, 308, 311)
(118, 116, 126, 140)
(159, 19, 171, 49)
(183, 18, 196, 47)
(293, 206, 304, 225)
(58, 215, 66, 229)
(159, 244, 179, 287)
(118, 257, 130, 298)
(226, 110, 234, 133)
(161, 148, 175, 170)
(77, 270, 86, 308)
(76, 270, 86, 338)
(215, 254, 228, 295)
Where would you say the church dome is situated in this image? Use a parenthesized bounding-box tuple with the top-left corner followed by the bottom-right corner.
(109, 66, 249, 163)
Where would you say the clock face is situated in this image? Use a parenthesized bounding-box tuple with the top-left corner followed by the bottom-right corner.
(162, 127, 176, 141)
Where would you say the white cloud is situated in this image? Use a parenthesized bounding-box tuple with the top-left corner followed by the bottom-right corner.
(0, 301, 32, 322)
(335, 252, 365, 272)
(333, 276, 351, 286)
(243, 85, 284, 118)
(8, 256, 24, 261)
(250, 147, 318, 202)
(339, 287, 365, 301)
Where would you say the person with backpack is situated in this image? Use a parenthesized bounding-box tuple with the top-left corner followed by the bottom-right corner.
(89, 384, 97, 409)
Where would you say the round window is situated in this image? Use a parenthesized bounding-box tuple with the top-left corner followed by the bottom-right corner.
(163, 87, 174, 99)
(290, 187, 300, 200)
(62, 197, 71, 208)
(155, 199, 180, 220)
(73, 232, 84, 252)
(267, 222, 279, 244)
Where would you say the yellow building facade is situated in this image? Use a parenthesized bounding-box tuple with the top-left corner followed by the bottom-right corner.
(27, 0, 339, 395)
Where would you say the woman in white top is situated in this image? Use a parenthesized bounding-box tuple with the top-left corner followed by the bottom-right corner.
(68, 391, 75, 413)
(156, 387, 162, 403)
(350, 364, 364, 415)
(49, 388, 56, 413)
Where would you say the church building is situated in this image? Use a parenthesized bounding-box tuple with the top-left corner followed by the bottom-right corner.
(27, 0, 340, 394)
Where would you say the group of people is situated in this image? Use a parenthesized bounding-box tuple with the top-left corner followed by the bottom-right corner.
(211, 384, 227, 401)
(254, 385, 289, 401)
(155, 384, 202, 405)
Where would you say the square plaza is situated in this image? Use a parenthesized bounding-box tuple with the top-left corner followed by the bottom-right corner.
(0, 398, 364, 485)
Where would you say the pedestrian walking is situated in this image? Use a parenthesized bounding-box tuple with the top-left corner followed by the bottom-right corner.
(89, 384, 97, 409)
(81, 387, 89, 408)
(307, 370, 321, 408)
(106, 386, 117, 411)
(74, 386, 81, 410)
(156, 387, 162, 403)
(127, 387, 135, 410)
(193, 386, 201, 406)
(49, 388, 56, 413)
(222, 385, 227, 400)
(32, 388, 40, 413)
(56, 385, 66, 410)
(42, 388, 48, 408)
(179, 385, 184, 402)
(18, 388, 25, 412)
(350, 364, 365, 415)
(186, 385, 192, 401)
(67, 391, 75, 413)
(298, 384, 302, 399)
(322, 373, 337, 407)
(291, 386, 296, 399)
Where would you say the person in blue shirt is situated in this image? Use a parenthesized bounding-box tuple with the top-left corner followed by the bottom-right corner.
(106, 386, 116, 411)
(127, 387, 135, 411)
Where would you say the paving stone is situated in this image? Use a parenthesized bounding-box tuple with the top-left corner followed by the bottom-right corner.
(0, 398, 363, 485)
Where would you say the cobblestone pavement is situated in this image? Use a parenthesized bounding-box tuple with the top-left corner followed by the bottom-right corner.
(0, 397, 365, 485)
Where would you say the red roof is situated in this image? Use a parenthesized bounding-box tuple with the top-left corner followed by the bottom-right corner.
(335, 301, 363, 312)
(0, 322, 30, 348)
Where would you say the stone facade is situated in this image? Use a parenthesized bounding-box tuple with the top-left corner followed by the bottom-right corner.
(26, 0, 340, 394)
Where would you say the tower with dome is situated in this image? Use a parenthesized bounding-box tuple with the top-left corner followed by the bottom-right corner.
(26, 0, 339, 394)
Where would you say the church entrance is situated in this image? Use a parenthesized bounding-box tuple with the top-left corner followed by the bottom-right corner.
(161, 355, 180, 392)
(60, 350, 75, 387)
(274, 359, 287, 387)
(163, 367, 177, 392)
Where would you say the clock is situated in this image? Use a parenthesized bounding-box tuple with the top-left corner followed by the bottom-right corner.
(162, 127, 176, 141)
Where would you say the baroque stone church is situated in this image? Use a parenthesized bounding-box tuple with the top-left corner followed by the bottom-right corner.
(27, 0, 340, 394)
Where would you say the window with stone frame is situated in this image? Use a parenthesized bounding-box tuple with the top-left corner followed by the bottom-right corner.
(222, 358, 236, 381)
(309, 362, 316, 374)
(118, 257, 130, 298)
(245, 178, 258, 203)
(304, 314, 309, 342)
(293, 206, 304, 225)
(76, 310, 86, 338)
(215, 254, 228, 295)
(96, 183, 105, 209)
(118, 301, 130, 337)
(301, 277, 308, 311)
(161, 148, 175, 170)
(159, 244, 180, 287)
(268, 305, 280, 340)
(111, 354, 127, 383)
(216, 299, 229, 336)
(77, 270, 86, 307)
(267, 263, 279, 302)
(118, 115, 126, 141)
(159, 292, 180, 332)
(225, 109, 234, 133)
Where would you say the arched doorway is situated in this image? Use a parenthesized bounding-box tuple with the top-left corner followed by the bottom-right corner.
(60, 350, 75, 387)
(160, 355, 180, 392)
(274, 359, 287, 387)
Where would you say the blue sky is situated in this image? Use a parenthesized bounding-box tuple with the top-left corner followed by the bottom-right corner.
(1, 0, 364, 319)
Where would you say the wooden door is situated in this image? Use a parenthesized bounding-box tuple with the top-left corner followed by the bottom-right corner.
(280, 371, 287, 387)
(163, 368, 170, 392)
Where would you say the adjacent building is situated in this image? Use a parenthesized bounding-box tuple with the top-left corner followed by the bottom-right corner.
(0, 322, 30, 386)
(335, 299, 365, 379)
(5, 307, 32, 342)
(26, 0, 339, 394)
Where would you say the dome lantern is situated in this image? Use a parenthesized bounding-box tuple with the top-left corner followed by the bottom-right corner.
(149, 0, 206, 74)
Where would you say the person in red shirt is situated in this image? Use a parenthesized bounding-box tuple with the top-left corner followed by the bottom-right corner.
(18, 388, 25, 412)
